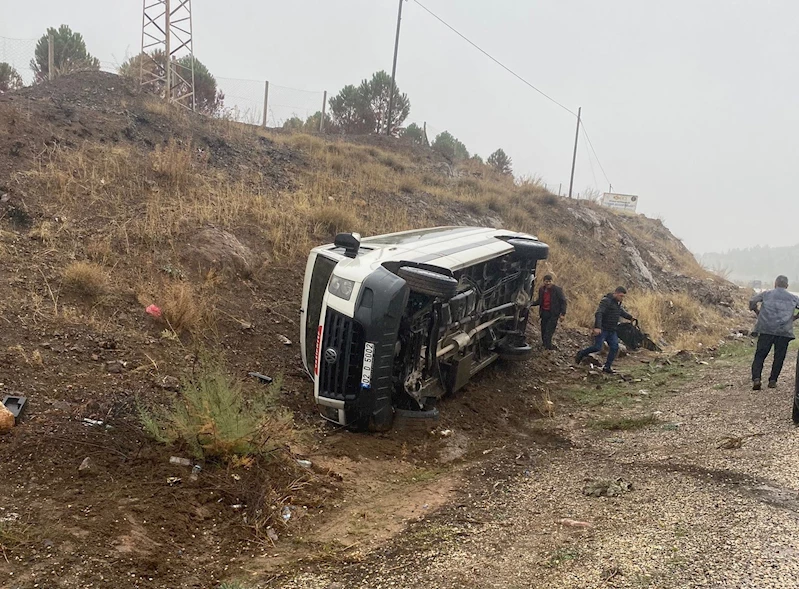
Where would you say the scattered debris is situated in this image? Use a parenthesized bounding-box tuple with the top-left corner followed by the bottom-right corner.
(296, 459, 312, 468)
(82, 418, 105, 427)
(0, 512, 20, 524)
(166, 477, 182, 486)
(159, 376, 181, 391)
(278, 335, 292, 346)
(145, 304, 163, 319)
(0, 403, 15, 432)
(190, 464, 202, 481)
(439, 429, 453, 437)
(559, 518, 593, 529)
(248, 372, 274, 384)
(2, 395, 26, 418)
(282, 506, 293, 522)
(583, 478, 633, 498)
(717, 436, 743, 450)
(169, 456, 192, 467)
(266, 527, 279, 542)
(231, 504, 244, 510)
(106, 360, 126, 374)
(717, 432, 764, 449)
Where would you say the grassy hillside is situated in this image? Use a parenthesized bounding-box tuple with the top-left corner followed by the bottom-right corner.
(0, 72, 738, 354)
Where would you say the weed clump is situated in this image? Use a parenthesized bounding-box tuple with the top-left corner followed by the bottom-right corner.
(62, 261, 108, 298)
(310, 205, 358, 237)
(162, 282, 204, 334)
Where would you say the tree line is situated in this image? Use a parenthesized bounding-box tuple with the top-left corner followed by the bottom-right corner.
(1, 25, 516, 176)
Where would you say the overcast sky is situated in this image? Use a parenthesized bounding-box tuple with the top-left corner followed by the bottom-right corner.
(2, 0, 797, 254)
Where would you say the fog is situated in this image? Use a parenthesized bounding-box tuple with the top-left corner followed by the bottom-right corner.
(3, 0, 796, 254)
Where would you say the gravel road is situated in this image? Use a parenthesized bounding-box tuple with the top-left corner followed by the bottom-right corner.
(272, 346, 799, 589)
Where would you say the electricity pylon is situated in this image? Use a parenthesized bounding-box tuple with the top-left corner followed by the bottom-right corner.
(140, 0, 196, 111)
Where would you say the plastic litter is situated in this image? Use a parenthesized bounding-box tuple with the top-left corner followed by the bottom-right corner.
(248, 372, 274, 385)
(169, 456, 192, 467)
(145, 304, 163, 319)
(296, 459, 312, 468)
(2, 396, 26, 418)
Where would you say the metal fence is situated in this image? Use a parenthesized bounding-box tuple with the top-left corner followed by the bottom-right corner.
(215, 77, 326, 128)
(0, 36, 37, 87)
(1, 35, 327, 129)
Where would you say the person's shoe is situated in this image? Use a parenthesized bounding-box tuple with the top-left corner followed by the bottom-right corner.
(768, 380, 777, 389)
(574, 352, 584, 365)
(547, 345, 559, 351)
(752, 379, 761, 391)
(602, 367, 616, 375)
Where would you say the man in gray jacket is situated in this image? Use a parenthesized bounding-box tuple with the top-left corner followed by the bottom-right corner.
(749, 275, 799, 390)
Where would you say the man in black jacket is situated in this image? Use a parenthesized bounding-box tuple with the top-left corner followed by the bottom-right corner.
(575, 287, 635, 373)
(531, 275, 567, 350)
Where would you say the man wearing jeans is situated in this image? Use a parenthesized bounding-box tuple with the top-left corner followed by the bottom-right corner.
(749, 275, 799, 391)
(531, 275, 567, 350)
(575, 287, 634, 374)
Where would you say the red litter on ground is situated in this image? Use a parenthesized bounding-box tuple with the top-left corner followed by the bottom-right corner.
(146, 304, 163, 318)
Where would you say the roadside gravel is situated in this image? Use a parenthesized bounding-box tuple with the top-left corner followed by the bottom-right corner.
(272, 349, 799, 589)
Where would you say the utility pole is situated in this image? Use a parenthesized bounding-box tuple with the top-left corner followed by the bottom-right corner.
(386, 0, 404, 136)
(567, 106, 581, 199)
(320, 90, 328, 133)
(47, 32, 54, 81)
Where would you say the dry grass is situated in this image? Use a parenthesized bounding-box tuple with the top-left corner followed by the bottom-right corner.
(627, 290, 729, 347)
(62, 261, 108, 298)
(15, 120, 727, 351)
(161, 282, 207, 334)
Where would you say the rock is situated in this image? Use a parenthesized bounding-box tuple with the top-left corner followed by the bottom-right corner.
(278, 335, 292, 346)
(583, 478, 633, 498)
(559, 518, 593, 529)
(182, 226, 256, 278)
(717, 436, 744, 449)
(159, 376, 181, 392)
(266, 527, 279, 542)
(78, 457, 93, 475)
(0, 404, 15, 432)
(106, 360, 125, 374)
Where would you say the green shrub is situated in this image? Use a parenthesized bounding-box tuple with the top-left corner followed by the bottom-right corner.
(138, 359, 292, 461)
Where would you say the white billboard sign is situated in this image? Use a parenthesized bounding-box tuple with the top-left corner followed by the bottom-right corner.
(601, 192, 639, 212)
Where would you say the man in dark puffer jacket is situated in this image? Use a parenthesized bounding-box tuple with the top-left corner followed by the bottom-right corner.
(575, 287, 635, 374)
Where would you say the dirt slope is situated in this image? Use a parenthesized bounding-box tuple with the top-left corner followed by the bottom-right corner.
(273, 343, 799, 589)
(0, 71, 746, 588)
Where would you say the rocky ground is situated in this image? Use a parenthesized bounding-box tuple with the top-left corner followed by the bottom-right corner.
(266, 341, 799, 589)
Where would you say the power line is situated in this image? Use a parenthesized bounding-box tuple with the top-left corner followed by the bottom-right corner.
(411, 0, 615, 191)
(411, 0, 577, 118)
(580, 122, 612, 188)
(583, 132, 599, 192)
